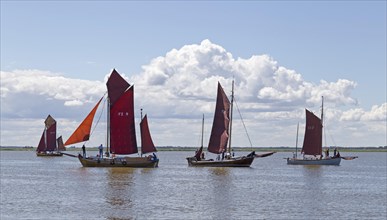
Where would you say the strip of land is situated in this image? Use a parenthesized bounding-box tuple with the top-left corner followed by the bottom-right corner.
(1, 146, 386, 152)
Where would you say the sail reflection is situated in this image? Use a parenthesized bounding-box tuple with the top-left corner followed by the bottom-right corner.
(207, 167, 234, 219)
(105, 168, 134, 218)
(300, 166, 325, 212)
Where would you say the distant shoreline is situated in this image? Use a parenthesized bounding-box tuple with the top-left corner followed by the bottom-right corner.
(1, 146, 386, 152)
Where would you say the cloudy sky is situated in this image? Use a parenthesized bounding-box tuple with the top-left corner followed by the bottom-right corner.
(1, 1, 386, 148)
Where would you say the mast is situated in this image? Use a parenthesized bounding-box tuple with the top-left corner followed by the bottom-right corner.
(201, 114, 204, 148)
(141, 108, 143, 157)
(295, 122, 299, 158)
(106, 97, 110, 157)
(228, 80, 234, 154)
(321, 96, 324, 149)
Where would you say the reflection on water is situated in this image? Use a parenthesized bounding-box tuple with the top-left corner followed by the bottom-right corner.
(208, 167, 235, 219)
(209, 167, 230, 176)
(105, 168, 134, 219)
(300, 166, 325, 214)
(1, 151, 386, 220)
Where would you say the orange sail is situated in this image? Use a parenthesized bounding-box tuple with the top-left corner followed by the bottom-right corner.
(64, 97, 103, 146)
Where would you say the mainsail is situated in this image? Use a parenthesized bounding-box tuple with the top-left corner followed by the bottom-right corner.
(208, 82, 231, 154)
(36, 115, 57, 152)
(107, 70, 137, 155)
(301, 109, 323, 156)
(140, 114, 157, 154)
(64, 97, 103, 146)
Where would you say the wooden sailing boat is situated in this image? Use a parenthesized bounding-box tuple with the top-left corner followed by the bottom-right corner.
(186, 81, 256, 167)
(287, 97, 345, 165)
(65, 69, 159, 168)
(36, 115, 64, 156)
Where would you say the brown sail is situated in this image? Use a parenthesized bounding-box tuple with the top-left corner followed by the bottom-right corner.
(64, 97, 103, 146)
(207, 82, 230, 154)
(36, 131, 45, 152)
(57, 136, 66, 151)
(301, 109, 322, 156)
(106, 69, 130, 106)
(140, 114, 157, 154)
(45, 115, 57, 151)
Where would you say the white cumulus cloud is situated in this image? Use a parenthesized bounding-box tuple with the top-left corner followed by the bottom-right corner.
(0, 40, 384, 147)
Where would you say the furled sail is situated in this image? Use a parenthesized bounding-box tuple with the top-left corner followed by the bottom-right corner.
(208, 82, 230, 154)
(64, 97, 103, 146)
(301, 109, 323, 156)
(45, 115, 57, 151)
(140, 114, 157, 154)
(107, 71, 137, 155)
(57, 136, 66, 151)
(194, 146, 203, 161)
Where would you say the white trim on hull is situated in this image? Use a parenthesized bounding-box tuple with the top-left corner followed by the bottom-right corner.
(287, 157, 341, 165)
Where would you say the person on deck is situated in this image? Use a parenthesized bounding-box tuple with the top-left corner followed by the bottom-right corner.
(221, 149, 225, 160)
(333, 148, 337, 157)
(201, 152, 205, 160)
(82, 145, 86, 157)
(99, 144, 103, 158)
(152, 153, 157, 161)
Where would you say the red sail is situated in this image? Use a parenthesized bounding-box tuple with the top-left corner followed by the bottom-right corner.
(64, 97, 103, 146)
(45, 122, 57, 151)
(109, 86, 137, 154)
(140, 114, 157, 154)
(106, 69, 130, 106)
(208, 82, 230, 154)
(36, 131, 45, 152)
(301, 109, 322, 156)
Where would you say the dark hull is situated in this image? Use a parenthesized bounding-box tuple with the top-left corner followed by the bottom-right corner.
(78, 154, 158, 168)
(36, 152, 63, 157)
(186, 156, 254, 167)
(287, 157, 341, 165)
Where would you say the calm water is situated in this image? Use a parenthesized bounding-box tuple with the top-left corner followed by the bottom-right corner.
(1, 151, 386, 220)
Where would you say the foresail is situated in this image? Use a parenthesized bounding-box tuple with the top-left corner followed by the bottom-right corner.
(208, 82, 230, 154)
(109, 86, 138, 154)
(36, 131, 46, 152)
(301, 109, 323, 156)
(140, 114, 157, 154)
(64, 97, 103, 146)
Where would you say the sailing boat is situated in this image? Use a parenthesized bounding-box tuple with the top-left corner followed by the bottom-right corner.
(65, 69, 159, 168)
(186, 81, 256, 167)
(287, 97, 345, 165)
(36, 115, 64, 156)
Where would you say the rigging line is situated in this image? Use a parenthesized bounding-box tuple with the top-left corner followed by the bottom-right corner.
(88, 93, 108, 144)
(234, 97, 253, 150)
(325, 126, 337, 147)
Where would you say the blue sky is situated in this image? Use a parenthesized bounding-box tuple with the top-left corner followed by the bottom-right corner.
(1, 1, 386, 148)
